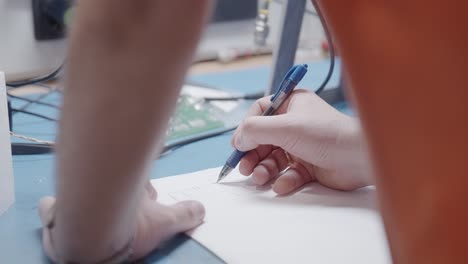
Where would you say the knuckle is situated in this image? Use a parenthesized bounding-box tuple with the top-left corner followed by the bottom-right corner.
(280, 122, 301, 150)
(242, 118, 256, 134)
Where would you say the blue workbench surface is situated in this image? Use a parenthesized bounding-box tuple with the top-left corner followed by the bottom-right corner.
(0, 60, 350, 263)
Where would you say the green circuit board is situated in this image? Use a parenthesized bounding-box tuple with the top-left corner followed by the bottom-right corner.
(166, 95, 225, 141)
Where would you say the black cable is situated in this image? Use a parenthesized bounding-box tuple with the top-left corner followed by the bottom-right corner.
(161, 126, 237, 155)
(10, 108, 58, 122)
(11, 126, 236, 156)
(18, 91, 59, 112)
(12, 126, 237, 156)
(203, 91, 264, 102)
(7, 100, 12, 130)
(310, 0, 335, 95)
(6, 65, 62, 88)
(7, 93, 61, 110)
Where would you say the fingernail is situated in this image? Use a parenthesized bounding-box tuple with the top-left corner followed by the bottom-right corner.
(189, 201, 205, 221)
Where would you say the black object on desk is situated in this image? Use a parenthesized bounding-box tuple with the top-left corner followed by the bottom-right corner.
(11, 143, 54, 155)
(8, 98, 55, 155)
(7, 99, 12, 130)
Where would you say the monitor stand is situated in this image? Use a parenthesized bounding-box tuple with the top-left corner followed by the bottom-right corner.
(267, 0, 344, 104)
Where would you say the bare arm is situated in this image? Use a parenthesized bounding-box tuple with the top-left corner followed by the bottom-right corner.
(42, 1, 212, 262)
(318, 0, 468, 262)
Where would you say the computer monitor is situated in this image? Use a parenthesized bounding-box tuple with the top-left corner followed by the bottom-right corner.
(0, 0, 258, 81)
(0, 0, 66, 82)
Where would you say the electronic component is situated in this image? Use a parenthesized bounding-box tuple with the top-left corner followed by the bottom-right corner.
(254, 0, 271, 47)
(32, 0, 72, 40)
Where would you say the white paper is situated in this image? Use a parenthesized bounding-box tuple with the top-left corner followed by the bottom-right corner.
(0, 72, 14, 215)
(153, 167, 391, 264)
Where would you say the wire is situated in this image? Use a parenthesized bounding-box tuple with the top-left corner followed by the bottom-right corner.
(10, 132, 55, 155)
(310, 0, 335, 95)
(10, 131, 55, 145)
(7, 93, 61, 110)
(6, 65, 63, 88)
(10, 126, 237, 156)
(10, 108, 58, 122)
(203, 91, 264, 102)
(160, 126, 237, 156)
(259, 0, 335, 95)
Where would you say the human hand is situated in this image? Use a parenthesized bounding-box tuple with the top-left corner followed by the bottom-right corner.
(38, 181, 205, 262)
(232, 89, 371, 194)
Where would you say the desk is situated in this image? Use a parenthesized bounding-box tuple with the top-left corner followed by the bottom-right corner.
(0, 59, 348, 263)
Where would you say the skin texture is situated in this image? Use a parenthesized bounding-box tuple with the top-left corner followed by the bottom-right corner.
(38, 1, 213, 262)
(232, 90, 371, 195)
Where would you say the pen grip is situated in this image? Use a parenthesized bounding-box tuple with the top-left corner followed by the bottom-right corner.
(226, 149, 247, 168)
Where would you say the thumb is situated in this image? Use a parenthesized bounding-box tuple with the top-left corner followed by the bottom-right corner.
(133, 200, 205, 259)
(38, 196, 59, 262)
(38, 196, 56, 226)
(234, 115, 295, 151)
(167, 200, 205, 234)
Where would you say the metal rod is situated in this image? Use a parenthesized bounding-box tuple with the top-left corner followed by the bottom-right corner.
(266, 0, 306, 95)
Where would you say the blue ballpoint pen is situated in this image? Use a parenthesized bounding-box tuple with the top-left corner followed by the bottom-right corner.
(217, 64, 308, 183)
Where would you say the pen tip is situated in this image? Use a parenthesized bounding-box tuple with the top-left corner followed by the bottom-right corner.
(216, 172, 225, 183)
(217, 165, 233, 183)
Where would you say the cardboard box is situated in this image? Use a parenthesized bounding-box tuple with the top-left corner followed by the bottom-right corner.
(0, 72, 14, 215)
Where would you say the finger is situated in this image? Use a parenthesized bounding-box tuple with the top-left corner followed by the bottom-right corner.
(272, 164, 315, 195)
(230, 97, 272, 147)
(38, 196, 58, 262)
(167, 200, 205, 235)
(132, 200, 205, 259)
(230, 93, 299, 147)
(38, 196, 56, 226)
(145, 181, 158, 201)
(245, 96, 273, 117)
(251, 148, 289, 185)
(239, 145, 274, 176)
(42, 226, 59, 262)
(244, 91, 302, 118)
(234, 114, 296, 152)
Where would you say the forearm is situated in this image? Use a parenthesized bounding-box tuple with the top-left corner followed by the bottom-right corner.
(54, 1, 212, 261)
(318, 0, 468, 262)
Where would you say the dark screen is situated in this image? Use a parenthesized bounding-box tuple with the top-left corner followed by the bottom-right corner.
(211, 0, 257, 22)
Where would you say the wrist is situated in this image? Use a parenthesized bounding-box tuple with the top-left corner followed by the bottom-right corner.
(335, 116, 373, 185)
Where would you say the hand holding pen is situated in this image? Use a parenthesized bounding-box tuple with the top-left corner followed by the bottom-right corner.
(217, 64, 308, 182)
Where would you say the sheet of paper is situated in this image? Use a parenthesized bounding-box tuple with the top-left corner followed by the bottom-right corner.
(0, 72, 14, 215)
(153, 167, 391, 264)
